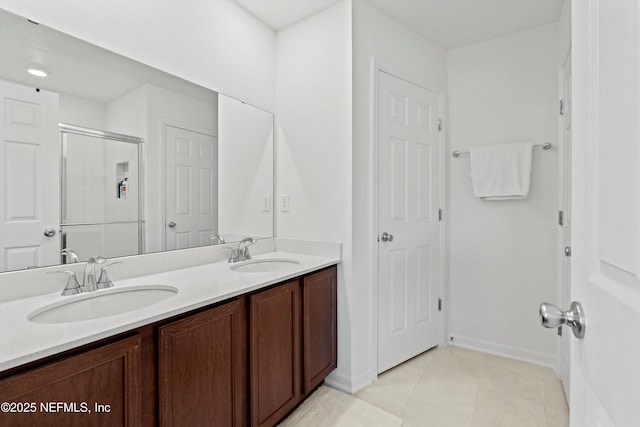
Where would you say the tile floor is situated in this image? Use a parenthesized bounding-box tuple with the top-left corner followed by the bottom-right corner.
(352, 346, 570, 427)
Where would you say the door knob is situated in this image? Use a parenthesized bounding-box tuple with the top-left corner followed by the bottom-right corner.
(539, 301, 585, 339)
(564, 246, 572, 257)
(380, 232, 394, 242)
(168, 222, 176, 228)
(43, 228, 56, 237)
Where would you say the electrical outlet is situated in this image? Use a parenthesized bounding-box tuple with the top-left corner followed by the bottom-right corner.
(280, 194, 289, 212)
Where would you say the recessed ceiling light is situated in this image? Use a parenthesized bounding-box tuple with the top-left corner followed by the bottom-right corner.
(27, 68, 48, 78)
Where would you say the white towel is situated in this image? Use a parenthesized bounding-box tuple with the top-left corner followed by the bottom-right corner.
(469, 142, 533, 200)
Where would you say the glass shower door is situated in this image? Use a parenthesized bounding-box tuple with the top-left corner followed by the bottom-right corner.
(60, 125, 143, 263)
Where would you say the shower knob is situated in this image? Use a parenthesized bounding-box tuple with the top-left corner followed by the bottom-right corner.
(539, 301, 585, 339)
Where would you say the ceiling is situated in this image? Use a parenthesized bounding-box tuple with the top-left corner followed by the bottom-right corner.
(0, 9, 215, 104)
(234, 0, 565, 50)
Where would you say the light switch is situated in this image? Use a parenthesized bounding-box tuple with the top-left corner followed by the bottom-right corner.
(262, 195, 272, 212)
(280, 194, 289, 212)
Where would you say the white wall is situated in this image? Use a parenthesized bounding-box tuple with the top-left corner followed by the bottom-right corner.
(105, 84, 218, 253)
(350, 0, 448, 391)
(447, 24, 559, 365)
(59, 94, 105, 129)
(218, 94, 273, 239)
(275, 0, 353, 389)
(0, 0, 275, 111)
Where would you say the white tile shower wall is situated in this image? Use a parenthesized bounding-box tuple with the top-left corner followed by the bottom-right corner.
(351, 0, 448, 391)
(447, 24, 559, 365)
(0, 0, 276, 111)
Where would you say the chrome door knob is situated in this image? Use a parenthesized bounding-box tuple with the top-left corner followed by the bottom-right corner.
(43, 228, 56, 237)
(380, 232, 394, 242)
(168, 221, 176, 228)
(540, 301, 585, 339)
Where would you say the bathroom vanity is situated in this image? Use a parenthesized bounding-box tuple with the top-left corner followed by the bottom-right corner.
(0, 243, 339, 427)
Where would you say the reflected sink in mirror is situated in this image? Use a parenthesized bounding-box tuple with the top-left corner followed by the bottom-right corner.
(230, 258, 300, 273)
(28, 285, 178, 324)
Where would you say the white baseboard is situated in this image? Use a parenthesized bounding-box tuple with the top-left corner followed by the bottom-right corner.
(449, 334, 555, 368)
(325, 368, 374, 394)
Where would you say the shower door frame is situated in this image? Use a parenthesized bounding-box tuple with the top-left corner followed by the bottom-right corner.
(59, 123, 145, 259)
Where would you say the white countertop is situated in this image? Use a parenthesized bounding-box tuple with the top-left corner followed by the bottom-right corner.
(0, 250, 339, 372)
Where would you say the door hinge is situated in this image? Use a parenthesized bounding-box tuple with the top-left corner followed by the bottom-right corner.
(438, 298, 442, 311)
(438, 118, 443, 132)
(438, 209, 442, 222)
(558, 210, 564, 226)
(559, 99, 565, 116)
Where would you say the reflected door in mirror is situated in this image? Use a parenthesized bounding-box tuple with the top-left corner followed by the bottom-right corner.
(0, 81, 60, 271)
(165, 125, 218, 250)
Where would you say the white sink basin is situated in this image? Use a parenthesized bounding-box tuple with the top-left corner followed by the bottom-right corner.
(230, 258, 300, 273)
(28, 285, 178, 324)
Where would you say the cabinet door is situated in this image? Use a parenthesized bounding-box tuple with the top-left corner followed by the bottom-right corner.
(158, 297, 247, 427)
(0, 335, 141, 426)
(250, 280, 301, 427)
(302, 266, 337, 394)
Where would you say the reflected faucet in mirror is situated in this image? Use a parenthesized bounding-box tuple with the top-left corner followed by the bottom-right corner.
(211, 234, 226, 245)
(60, 249, 79, 264)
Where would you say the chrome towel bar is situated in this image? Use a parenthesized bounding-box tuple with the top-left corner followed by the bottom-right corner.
(452, 142, 552, 158)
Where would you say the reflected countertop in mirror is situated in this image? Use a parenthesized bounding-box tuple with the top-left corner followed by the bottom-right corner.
(0, 8, 274, 273)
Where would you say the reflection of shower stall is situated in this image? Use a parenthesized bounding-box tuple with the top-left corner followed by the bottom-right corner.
(59, 124, 144, 263)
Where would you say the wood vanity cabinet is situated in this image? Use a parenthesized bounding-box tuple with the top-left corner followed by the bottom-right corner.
(301, 266, 337, 394)
(0, 335, 142, 426)
(157, 297, 247, 427)
(250, 280, 301, 427)
(0, 264, 337, 427)
(249, 265, 337, 427)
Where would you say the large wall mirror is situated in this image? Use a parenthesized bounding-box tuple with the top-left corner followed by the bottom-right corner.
(0, 9, 274, 273)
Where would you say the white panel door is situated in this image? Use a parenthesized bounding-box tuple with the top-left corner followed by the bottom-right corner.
(165, 125, 217, 250)
(378, 71, 441, 374)
(569, 1, 640, 426)
(0, 81, 59, 271)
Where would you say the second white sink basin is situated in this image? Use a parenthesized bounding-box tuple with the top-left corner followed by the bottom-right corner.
(28, 285, 178, 324)
(230, 258, 300, 273)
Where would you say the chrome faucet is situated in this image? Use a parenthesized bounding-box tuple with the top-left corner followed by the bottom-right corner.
(60, 248, 79, 264)
(48, 270, 82, 296)
(96, 261, 122, 289)
(81, 256, 106, 292)
(227, 237, 256, 263)
(210, 234, 226, 245)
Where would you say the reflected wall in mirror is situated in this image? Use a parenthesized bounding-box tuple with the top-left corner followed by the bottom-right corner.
(0, 8, 274, 273)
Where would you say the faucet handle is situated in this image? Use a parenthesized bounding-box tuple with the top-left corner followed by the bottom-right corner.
(48, 270, 82, 296)
(221, 246, 240, 263)
(97, 262, 123, 289)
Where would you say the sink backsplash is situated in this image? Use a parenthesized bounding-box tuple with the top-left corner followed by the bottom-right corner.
(0, 238, 341, 303)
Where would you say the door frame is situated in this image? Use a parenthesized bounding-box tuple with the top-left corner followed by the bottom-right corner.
(556, 47, 572, 400)
(160, 120, 217, 251)
(370, 59, 446, 378)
